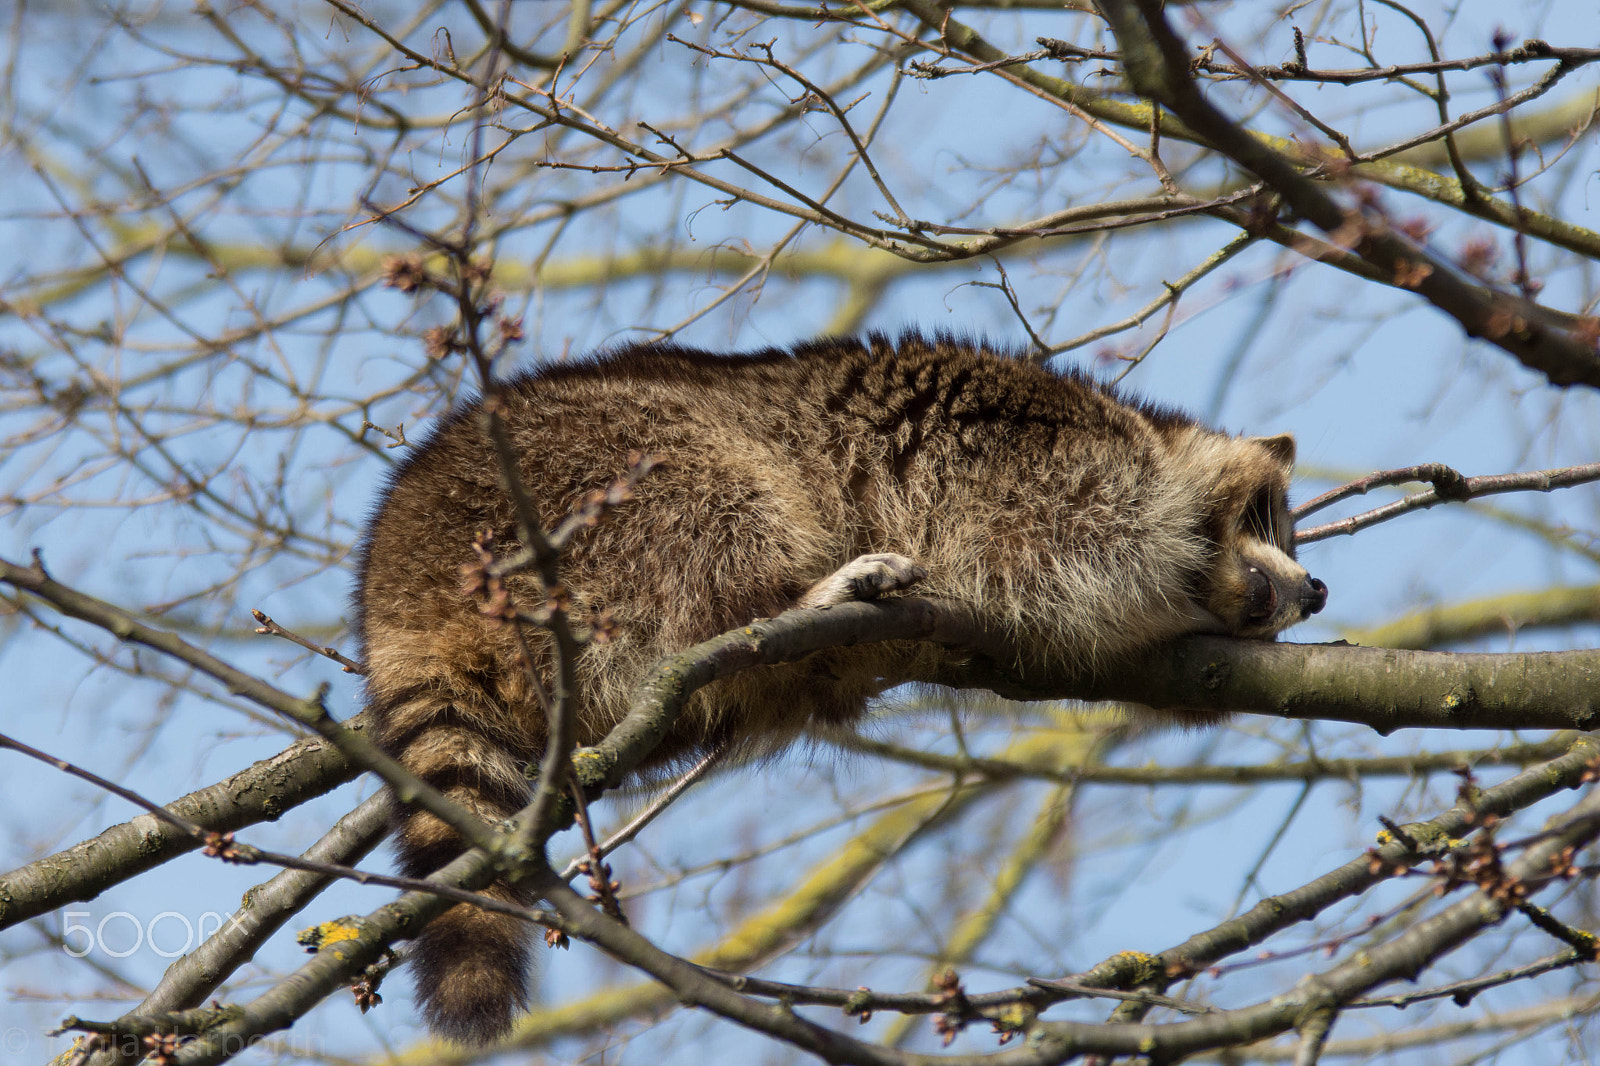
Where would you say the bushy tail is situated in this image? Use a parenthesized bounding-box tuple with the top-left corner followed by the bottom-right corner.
(383, 712, 538, 1044)
(401, 870, 532, 1044)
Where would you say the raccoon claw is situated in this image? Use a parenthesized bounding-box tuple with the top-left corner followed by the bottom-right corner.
(799, 553, 927, 608)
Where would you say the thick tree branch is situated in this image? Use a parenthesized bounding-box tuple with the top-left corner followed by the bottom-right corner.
(0, 723, 363, 932)
(573, 597, 1001, 790)
(576, 599, 1598, 796)
(0, 553, 504, 857)
(1094, 0, 1600, 389)
(85, 796, 389, 1066)
(949, 632, 1600, 733)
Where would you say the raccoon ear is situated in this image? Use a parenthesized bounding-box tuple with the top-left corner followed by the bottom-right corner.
(1252, 433, 1296, 466)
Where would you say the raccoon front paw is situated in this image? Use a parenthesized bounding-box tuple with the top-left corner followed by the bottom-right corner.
(798, 553, 928, 608)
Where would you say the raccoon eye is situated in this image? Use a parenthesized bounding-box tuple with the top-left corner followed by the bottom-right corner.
(1243, 489, 1276, 540)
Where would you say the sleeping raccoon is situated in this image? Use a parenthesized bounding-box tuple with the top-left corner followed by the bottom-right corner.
(353, 333, 1326, 1043)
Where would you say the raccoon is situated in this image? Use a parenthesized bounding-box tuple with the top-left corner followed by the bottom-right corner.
(353, 333, 1326, 1043)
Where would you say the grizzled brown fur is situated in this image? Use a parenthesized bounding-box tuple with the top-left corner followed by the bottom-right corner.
(354, 333, 1326, 1043)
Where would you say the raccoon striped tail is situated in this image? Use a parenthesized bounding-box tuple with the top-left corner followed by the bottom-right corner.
(402, 873, 532, 1044)
(387, 719, 538, 1044)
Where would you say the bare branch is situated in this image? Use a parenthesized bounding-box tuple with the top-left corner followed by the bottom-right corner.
(251, 609, 365, 675)
(0, 725, 363, 932)
(0, 553, 505, 857)
(1295, 461, 1600, 543)
(1096, 0, 1600, 389)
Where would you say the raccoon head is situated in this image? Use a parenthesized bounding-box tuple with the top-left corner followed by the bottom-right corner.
(1200, 433, 1327, 639)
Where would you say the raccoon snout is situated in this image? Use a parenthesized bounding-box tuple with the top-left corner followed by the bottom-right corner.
(1302, 576, 1328, 616)
(1242, 569, 1326, 627)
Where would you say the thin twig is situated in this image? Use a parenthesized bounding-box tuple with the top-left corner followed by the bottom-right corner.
(1294, 461, 1600, 544)
(558, 743, 727, 880)
(251, 609, 365, 674)
(1294, 463, 1474, 519)
(1052, 231, 1258, 359)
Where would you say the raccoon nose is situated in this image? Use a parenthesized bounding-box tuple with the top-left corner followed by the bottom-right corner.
(1302, 577, 1328, 616)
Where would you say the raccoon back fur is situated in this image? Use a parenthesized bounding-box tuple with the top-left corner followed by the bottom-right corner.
(353, 332, 1327, 1043)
